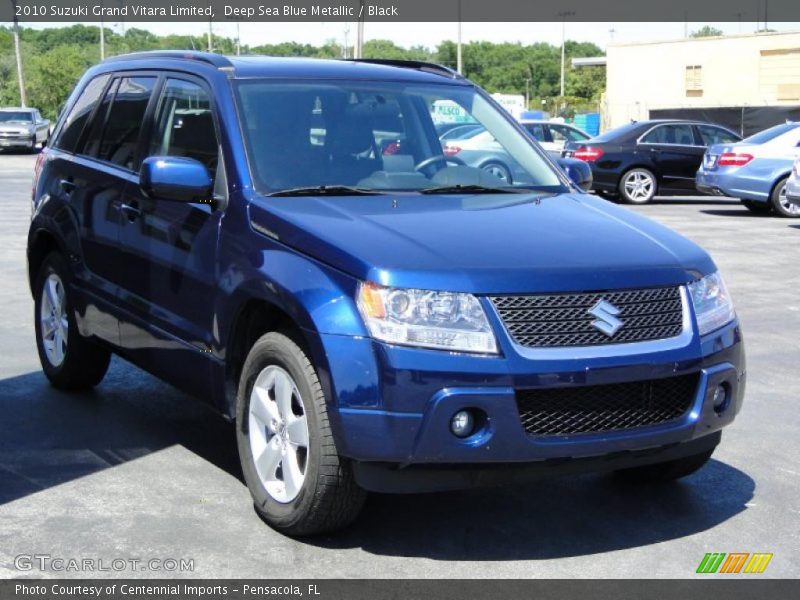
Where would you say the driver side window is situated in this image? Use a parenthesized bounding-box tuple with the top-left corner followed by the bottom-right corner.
(148, 78, 219, 179)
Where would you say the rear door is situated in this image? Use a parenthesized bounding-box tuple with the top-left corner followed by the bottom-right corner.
(638, 123, 705, 191)
(43, 73, 128, 344)
(116, 74, 223, 401)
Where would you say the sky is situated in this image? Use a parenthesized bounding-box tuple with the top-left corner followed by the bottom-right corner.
(24, 21, 800, 51)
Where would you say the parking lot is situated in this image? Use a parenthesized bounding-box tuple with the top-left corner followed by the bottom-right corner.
(0, 151, 798, 578)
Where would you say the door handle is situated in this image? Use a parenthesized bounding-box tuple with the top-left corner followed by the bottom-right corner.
(58, 179, 75, 195)
(120, 202, 142, 222)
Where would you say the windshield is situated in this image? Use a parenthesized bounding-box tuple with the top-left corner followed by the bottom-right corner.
(235, 80, 565, 195)
(0, 111, 32, 124)
(742, 122, 799, 145)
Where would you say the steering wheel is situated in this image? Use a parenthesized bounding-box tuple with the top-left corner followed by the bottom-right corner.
(414, 154, 466, 172)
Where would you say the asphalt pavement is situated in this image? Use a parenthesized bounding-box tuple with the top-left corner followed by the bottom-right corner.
(1, 151, 798, 578)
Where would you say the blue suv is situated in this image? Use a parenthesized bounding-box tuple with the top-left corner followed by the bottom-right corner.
(28, 52, 745, 535)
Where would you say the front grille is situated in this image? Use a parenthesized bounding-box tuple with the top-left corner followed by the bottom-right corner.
(516, 373, 699, 436)
(490, 286, 683, 348)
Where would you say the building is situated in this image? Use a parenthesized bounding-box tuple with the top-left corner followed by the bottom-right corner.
(604, 31, 800, 134)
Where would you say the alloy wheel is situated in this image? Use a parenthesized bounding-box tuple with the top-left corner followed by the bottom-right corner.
(248, 365, 310, 503)
(776, 183, 800, 216)
(623, 170, 655, 202)
(39, 273, 68, 367)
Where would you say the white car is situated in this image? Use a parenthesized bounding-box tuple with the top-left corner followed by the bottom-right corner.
(787, 156, 800, 209)
(444, 120, 592, 159)
(520, 120, 591, 158)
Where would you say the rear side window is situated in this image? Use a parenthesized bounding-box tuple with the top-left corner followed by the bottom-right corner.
(641, 124, 695, 145)
(697, 125, 739, 146)
(54, 74, 111, 153)
(522, 123, 546, 141)
(550, 124, 590, 143)
(95, 76, 156, 169)
(148, 78, 218, 174)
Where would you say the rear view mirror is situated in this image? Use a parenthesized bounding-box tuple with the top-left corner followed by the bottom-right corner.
(139, 156, 213, 204)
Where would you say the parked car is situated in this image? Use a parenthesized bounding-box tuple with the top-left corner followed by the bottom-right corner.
(446, 120, 591, 160)
(445, 144, 592, 190)
(563, 119, 741, 203)
(0, 107, 50, 152)
(696, 122, 800, 217)
(520, 120, 591, 158)
(787, 156, 800, 210)
(29, 52, 745, 535)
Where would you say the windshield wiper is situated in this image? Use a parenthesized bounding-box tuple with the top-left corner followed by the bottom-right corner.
(267, 185, 384, 197)
(420, 184, 522, 195)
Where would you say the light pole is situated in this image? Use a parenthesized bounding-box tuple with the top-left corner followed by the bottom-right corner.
(558, 11, 575, 99)
(10, 0, 26, 107)
(207, 18, 213, 52)
(456, 0, 463, 74)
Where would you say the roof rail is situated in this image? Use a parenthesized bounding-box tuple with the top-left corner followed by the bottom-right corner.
(104, 51, 234, 70)
(342, 58, 463, 79)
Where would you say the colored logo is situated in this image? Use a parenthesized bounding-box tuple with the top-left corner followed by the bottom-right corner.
(588, 300, 624, 337)
(696, 553, 773, 574)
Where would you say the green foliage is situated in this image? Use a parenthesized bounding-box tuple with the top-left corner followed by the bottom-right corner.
(690, 26, 724, 38)
(0, 24, 606, 120)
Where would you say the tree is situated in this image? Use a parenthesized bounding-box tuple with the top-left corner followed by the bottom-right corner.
(690, 26, 724, 38)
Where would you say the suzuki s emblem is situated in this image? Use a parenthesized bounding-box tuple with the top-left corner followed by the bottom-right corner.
(588, 300, 624, 337)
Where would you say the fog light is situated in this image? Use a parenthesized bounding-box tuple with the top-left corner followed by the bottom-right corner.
(450, 410, 475, 438)
(712, 384, 729, 413)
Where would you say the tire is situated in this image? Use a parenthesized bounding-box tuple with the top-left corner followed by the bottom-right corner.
(741, 199, 772, 214)
(236, 331, 366, 536)
(34, 252, 111, 390)
(481, 161, 513, 184)
(769, 177, 800, 218)
(618, 168, 657, 204)
(614, 448, 715, 483)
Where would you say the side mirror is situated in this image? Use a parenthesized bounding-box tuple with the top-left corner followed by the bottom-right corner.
(556, 157, 593, 192)
(139, 156, 213, 204)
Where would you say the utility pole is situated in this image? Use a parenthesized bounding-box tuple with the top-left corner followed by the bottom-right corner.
(524, 77, 531, 109)
(456, 0, 463, 73)
(99, 2, 105, 61)
(207, 18, 213, 52)
(355, 0, 365, 58)
(343, 24, 350, 59)
(558, 11, 575, 99)
(236, 21, 241, 55)
(11, 0, 26, 107)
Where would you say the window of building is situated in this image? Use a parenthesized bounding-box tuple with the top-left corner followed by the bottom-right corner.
(685, 65, 703, 97)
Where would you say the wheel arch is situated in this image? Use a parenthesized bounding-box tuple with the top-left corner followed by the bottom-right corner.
(217, 249, 368, 420)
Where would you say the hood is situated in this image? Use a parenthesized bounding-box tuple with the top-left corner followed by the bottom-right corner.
(248, 192, 715, 294)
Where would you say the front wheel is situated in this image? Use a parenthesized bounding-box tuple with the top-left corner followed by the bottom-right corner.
(236, 332, 366, 536)
(619, 168, 657, 204)
(770, 177, 800, 218)
(34, 252, 111, 389)
(614, 447, 715, 482)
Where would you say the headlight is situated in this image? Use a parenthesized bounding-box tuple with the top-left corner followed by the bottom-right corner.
(688, 271, 735, 335)
(356, 282, 498, 354)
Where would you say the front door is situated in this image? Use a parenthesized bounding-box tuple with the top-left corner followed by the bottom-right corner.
(638, 123, 705, 192)
(116, 75, 224, 402)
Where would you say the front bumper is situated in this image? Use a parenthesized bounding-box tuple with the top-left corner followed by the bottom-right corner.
(320, 317, 745, 481)
(0, 135, 35, 148)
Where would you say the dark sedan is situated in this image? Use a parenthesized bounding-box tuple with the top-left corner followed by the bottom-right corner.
(563, 120, 740, 203)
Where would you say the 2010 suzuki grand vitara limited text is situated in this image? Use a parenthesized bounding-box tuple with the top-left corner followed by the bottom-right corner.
(28, 52, 745, 535)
